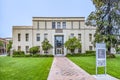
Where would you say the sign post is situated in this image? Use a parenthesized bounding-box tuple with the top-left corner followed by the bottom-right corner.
(96, 43, 106, 75)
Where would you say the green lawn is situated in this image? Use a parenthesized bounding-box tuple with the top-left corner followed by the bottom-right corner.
(68, 54, 120, 79)
(0, 57, 53, 80)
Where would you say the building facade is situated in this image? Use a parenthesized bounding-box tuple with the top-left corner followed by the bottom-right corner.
(12, 17, 96, 56)
(0, 38, 11, 55)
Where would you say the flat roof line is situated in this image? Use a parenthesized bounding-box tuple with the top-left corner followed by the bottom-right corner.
(32, 17, 85, 18)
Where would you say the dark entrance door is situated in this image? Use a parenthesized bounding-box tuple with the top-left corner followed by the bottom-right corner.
(54, 35, 64, 55)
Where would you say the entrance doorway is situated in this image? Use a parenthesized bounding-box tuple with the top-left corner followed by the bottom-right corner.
(54, 35, 64, 55)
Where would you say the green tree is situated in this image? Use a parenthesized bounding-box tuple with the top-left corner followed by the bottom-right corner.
(7, 41, 12, 54)
(64, 37, 81, 54)
(0, 41, 3, 47)
(42, 39, 53, 54)
(86, 0, 120, 54)
(29, 46, 39, 55)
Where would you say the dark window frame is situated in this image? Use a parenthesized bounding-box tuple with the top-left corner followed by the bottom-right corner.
(52, 22, 56, 29)
(62, 22, 66, 29)
(78, 34, 81, 41)
(44, 33, 48, 39)
(89, 34, 92, 42)
(57, 22, 61, 29)
(26, 33, 29, 41)
(26, 46, 29, 53)
(18, 46, 21, 51)
(36, 33, 40, 41)
(18, 33, 21, 41)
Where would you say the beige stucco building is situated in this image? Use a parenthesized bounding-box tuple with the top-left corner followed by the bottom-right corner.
(12, 17, 96, 56)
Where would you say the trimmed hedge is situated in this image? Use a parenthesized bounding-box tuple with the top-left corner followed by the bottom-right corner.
(66, 53, 95, 57)
(12, 53, 53, 57)
(85, 51, 96, 54)
(66, 50, 96, 57)
(12, 51, 25, 57)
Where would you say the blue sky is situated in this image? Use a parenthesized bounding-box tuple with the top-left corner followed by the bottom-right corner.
(0, 0, 95, 38)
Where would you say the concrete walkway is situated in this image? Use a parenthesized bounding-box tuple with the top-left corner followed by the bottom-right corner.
(93, 74, 119, 80)
(0, 54, 7, 57)
(48, 57, 96, 80)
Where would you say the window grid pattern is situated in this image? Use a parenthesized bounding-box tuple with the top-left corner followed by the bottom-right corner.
(18, 33, 21, 41)
(36, 33, 40, 41)
(18, 46, 21, 51)
(89, 34, 92, 42)
(26, 46, 29, 53)
(78, 34, 81, 41)
(44, 33, 48, 39)
(52, 22, 56, 29)
(62, 22, 66, 29)
(26, 33, 29, 41)
(57, 22, 61, 29)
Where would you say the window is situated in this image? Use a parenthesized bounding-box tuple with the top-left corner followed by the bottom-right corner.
(36, 33, 40, 41)
(18, 33, 21, 41)
(70, 33, 74, 38)
(78, 48, 81, 53)
(78, 34, 81, 41)
(26, 46, 29, 53)
(52, 22, 56, 29)
(18, 46, 21, 51)
(26, 33, 29, 41)
(89, 34, 92, 42)
(89, 46, 93, 50)
(57, 22, 61, 29)
(62, 22, 66, 29)
(44, 33, 48, 39)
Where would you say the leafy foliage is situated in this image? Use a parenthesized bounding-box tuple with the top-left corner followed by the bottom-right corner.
(13, 51, 25, 57)
(29, 46, 39, 54)
(42, 39, 53, 54)
(86, 0, 120, 54)
(7, 41, 12, 54)
(64, 37, 81, 54)
(0, 41, 3, 47)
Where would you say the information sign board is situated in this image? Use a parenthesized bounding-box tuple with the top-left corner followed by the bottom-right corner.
(96, 43, 106, 75)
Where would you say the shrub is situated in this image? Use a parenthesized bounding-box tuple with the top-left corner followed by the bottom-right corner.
(85, 51, 96, 54)
(66, 50, 96, 57)
(116, 47, 120, 54)
(29, 46, 39, 55)
(107, 54, 116, 58)
(66, 53, 95, 57)
(25, 54, 32, 57)
(13, 51, 25, 55)
(32, 54, 53, 57)
(25, 54, 54, 57)
(13, 51, 25, 57)
(32, 54, 40, 57)
(39, 54, 53, 57)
